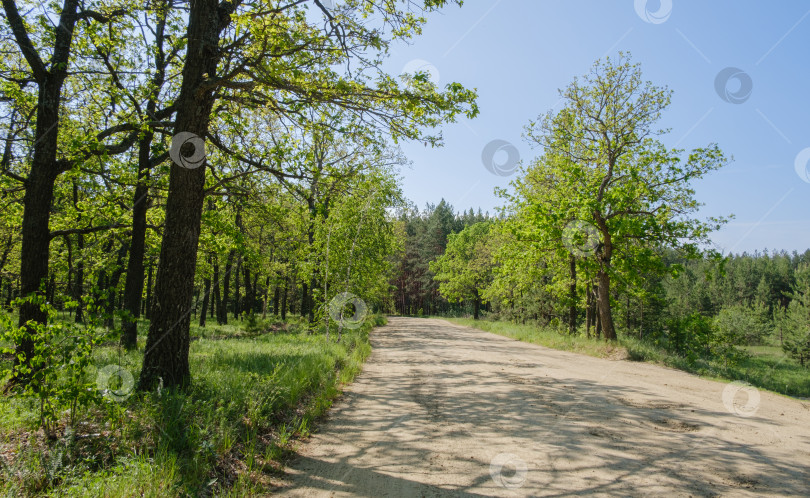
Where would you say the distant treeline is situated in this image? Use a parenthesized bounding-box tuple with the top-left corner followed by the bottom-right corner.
(389, 200, 810, 365)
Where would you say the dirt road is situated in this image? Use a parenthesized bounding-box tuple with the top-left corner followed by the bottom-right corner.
(275, 317, 810, 496)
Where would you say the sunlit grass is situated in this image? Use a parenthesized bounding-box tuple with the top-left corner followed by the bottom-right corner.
(0, 314, 381, 496)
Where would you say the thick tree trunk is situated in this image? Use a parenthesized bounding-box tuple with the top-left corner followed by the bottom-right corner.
(139, 0, 231, 390)
(594, 212, 617, 341)
(472, 289, 480, 320)
(5, 0, 80, 387)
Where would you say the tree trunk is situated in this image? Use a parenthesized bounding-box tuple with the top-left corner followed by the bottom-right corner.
(306, 274, 316, 323)
(144, 257, 154, 319)
(213, 255, 224, 324)
(234, 255, 241, 321)
(121, 133, 153, 348)
(639, 301, 644, 339)
(585, 282, 592, 338)
(596, 269, 616, 340)
(105, 240, 130, 329)
(139, 0, 231, 390)
(221, 249, 234, 324)
(199, 255, 212, 327)
(273, 285, 280, 316)
(472, 289, 480, 320)
(121, 7, 168, 348)
(4, 0, 81, 385)
(281, 278, 288, 321)
(300, 282, 309, 319)
(569, 254, 577, 335)
(262, 276, 270, 319)
(625, 295, 630, 331)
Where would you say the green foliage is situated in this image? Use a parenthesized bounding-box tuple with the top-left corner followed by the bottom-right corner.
(0, 297, 113, 438)
(776, 263, 810, 367)
(0, 315, 382, 495)
(391, 201, 489, 316)
(714, 303, 771, 345)
(663, 312, 747, 366)
(430, 222, 493, 311)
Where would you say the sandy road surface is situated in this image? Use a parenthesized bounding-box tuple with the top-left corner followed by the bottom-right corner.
(275, 317, 810, 496)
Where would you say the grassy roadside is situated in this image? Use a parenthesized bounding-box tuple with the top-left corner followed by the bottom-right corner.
(444, 317, 810, 399)
(0, 315, 384, 496)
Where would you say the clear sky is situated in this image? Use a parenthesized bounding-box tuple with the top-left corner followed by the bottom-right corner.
(384, 0, 810, 254)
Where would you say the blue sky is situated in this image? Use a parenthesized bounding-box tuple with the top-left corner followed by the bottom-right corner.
(384, 0, 810, 254)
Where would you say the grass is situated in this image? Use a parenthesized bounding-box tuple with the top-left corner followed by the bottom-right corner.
(445, 317, 810, 399)
(0, 313, 383, 496)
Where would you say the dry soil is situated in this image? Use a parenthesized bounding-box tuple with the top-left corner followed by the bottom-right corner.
(274, 317, 810, 497)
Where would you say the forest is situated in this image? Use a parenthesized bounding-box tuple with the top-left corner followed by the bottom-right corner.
(0, 0, 808, 495)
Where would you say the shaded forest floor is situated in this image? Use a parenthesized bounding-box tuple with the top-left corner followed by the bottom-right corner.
(0, 314, 383, 496)
(446, 317, 810, 398)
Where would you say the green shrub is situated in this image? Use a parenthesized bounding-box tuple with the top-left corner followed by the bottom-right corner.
(0, 297, 116, 438)
(714, 303, 771, 345)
